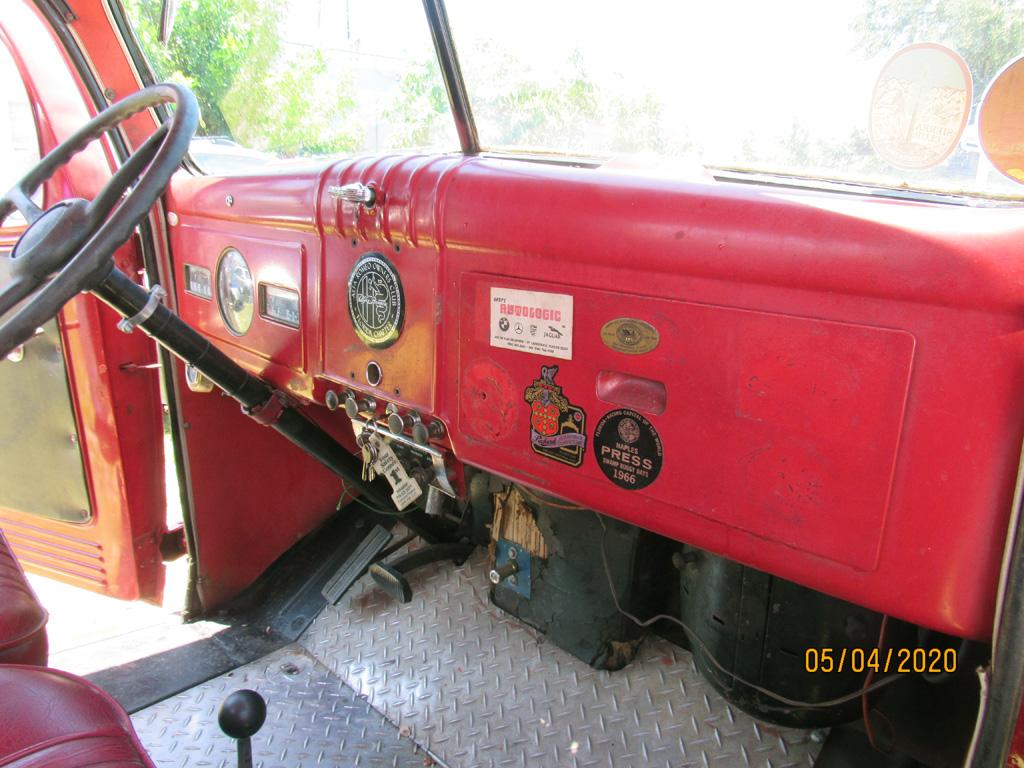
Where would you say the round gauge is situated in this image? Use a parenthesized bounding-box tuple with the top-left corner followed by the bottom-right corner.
(216, 248, 254, 335)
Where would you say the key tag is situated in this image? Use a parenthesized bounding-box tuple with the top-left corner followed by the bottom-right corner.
(371, 440, 423, 511)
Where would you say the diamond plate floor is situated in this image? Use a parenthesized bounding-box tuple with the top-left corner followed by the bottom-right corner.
(300, 547, 823, 768)
(132, 645, 435, 767)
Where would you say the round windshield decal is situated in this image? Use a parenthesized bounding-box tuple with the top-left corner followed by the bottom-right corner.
(978, 55, 1024, 184)
(868, 43, 972, 170)
(347, 253, 404, 349)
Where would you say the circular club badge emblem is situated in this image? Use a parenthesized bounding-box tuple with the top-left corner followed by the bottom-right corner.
(593, 409, 663, 490)
(347, 253, 404, 349)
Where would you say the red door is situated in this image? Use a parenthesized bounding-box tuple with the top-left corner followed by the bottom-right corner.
(0, 2, 167, 602)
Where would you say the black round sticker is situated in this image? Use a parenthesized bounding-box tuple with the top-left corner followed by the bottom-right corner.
(347, 253, 404, 349)
(593, 409, 663, 490)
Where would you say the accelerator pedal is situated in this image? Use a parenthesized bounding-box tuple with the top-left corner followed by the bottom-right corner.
(370, 542, 476, 604)
(321, 523, 393, 605)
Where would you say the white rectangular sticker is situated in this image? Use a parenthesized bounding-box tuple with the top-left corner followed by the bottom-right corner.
(390, 476, 423, 511)
(490, 287, 573, 360)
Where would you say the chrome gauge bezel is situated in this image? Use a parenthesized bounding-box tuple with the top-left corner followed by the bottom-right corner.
(216, 247, 254, 336)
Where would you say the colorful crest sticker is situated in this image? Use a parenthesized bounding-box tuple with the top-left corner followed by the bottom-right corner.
(523, 365, 587, 467)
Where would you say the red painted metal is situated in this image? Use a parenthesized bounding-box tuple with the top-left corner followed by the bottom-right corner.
(438, 159, 1024, 641)
(46, 2, 1024, 637)
(162, 151, 1024, 639)
(317, 155, 454, 412)
(164, 171, 348, 609)
(0, 1, 165, 602)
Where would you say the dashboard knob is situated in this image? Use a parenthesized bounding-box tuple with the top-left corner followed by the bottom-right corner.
(344, 392, 376, 418)
(412, 419, 446, 445)
(386, 404, 420, 435)
(327, 182, 376, 208)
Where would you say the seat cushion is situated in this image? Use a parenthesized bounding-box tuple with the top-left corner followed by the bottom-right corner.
(0, 531, 47, 666)
(0, 665, 154, 767)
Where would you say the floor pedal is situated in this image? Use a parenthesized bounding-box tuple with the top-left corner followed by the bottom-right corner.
(369, 563, 414, 603)
(321, 524, 392, 605)
(369, 541, 476, 604)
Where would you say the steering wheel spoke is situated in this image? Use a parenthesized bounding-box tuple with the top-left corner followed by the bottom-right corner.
(0, 276, 38, 318)
(85, 122, 169, 227)
(5, 185, 43, 225)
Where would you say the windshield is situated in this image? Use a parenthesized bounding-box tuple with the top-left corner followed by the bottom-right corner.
(122, 0, 457, 174)
(443, 0, 1024, 198)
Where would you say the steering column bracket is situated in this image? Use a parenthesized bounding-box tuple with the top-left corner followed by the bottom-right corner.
(243, 390, 290, 427)
(117, 284, 166, 333)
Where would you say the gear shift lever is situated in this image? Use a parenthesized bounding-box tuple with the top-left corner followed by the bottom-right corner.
(218, 689, 267, 768)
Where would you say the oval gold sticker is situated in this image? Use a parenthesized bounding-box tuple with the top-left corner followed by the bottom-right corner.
(600, 318, 660, 355)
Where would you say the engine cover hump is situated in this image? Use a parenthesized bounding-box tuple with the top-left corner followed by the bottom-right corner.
(488, 486, 673, 671)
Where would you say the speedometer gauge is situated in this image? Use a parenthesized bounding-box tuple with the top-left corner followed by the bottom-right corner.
(216, 248, 254, 335)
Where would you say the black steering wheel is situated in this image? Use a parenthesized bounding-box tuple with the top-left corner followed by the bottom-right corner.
(0, 83, 198, 359)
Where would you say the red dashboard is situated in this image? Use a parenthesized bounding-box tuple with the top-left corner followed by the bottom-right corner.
(166, 154, 1024, 639)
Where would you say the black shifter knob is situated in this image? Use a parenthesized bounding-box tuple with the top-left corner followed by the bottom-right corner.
(219, 689, 266, 738)
(218, 690, 266, 768)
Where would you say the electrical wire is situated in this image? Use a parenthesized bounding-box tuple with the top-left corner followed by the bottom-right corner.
(863, 615, 893, 751)
(336, 486, 406, 517)
(515, 483, 587, 511)
(594, 511, 906, 712)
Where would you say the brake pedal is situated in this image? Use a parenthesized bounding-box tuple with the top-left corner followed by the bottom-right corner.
(370, 562, 414, 603)
(370, 541, 476, 604)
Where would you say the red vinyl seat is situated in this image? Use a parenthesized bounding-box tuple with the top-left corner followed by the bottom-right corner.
(0, 665, 155, 767)
(0, 531, 47, 666)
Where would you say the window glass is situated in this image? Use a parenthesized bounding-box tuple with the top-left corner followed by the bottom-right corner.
(445, 0, 1024, 199)
(0, 43, 40, 221)
(122, 0, 457, 174)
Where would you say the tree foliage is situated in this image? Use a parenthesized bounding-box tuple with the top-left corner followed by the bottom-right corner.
(123, 0, 361, 156)
(382, 57, 451, 149)
(388, 43, 680, 156)
(853, 0, 1024, 99)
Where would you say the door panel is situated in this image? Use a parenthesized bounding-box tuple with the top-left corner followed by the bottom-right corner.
(0, 2, 166, 601)
(0, 317, 91, 524)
